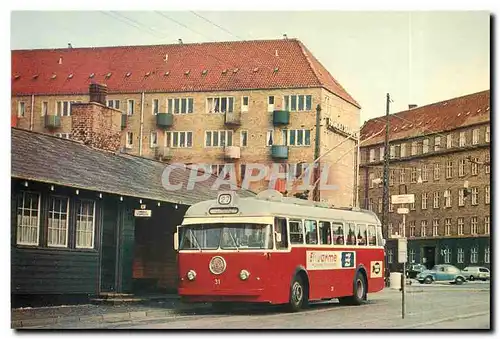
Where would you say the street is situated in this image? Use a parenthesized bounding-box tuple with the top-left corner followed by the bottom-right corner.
(35, 282, 490, 329)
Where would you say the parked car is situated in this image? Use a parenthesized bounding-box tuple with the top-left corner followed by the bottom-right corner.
(416, 264, 467, 285)
(461, 266, 490, 281)
(406, 264, 427, 279)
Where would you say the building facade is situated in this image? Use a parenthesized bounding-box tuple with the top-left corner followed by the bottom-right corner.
(358, 90, 491, 272)
(11, 38, 361, 207)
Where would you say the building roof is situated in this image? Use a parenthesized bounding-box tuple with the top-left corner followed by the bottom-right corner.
(360, 90, 490, 147)
(11, 128, 255, 205)
(11, 39, 360, 108)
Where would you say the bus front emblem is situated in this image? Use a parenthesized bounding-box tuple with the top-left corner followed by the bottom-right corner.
(209, 256, 227, 275)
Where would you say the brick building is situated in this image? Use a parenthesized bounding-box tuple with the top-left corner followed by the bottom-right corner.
(358, 90, 491, 271)
(11, 38, 361, 206)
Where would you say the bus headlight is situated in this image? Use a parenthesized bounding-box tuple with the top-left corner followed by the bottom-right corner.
(239, 270, 250, 281)
(187, 270, 197, 281)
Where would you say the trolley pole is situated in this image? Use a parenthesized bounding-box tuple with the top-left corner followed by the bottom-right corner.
(313, 104, 322, 202)
(402, 213, 406, 319)
(382, 93, 391, 239)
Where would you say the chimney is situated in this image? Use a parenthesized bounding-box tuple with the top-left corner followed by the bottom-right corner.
(71, 83, 122, 152)
(408, 104, 418, 110)
(89, 83, 108, 105)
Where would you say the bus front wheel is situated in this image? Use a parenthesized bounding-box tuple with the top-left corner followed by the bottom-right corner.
(288, 275, 307, 312)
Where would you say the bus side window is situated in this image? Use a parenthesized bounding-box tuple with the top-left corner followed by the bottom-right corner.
(275, 217, 289, 249)
(346, 223, 356, 245)
(305, 220, 318, 245)
(289, 220, 304, 244)
(332, 223, 344, 245)
(357, 224, 367, 246)
(319, 221, 332, 245)
(368, 225, 376, 246)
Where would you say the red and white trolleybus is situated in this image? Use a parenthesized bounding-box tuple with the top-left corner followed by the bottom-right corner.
(174, 190, 386, 312)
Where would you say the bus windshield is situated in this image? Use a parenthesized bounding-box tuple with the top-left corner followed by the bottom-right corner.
(179, 223, 273, 250)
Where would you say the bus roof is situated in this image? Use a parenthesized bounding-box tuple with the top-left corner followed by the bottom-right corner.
(183, 190, 381, 225)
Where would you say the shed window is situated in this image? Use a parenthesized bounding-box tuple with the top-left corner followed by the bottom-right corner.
(76, 200, 96, 249)
(16, 192, 40, 246)
(47, 196, 69, 247)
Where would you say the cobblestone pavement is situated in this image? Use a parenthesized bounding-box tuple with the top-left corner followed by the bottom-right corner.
(19, 283, 490, 330)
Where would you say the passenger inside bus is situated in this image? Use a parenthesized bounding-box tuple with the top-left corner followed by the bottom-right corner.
(346, 223, 356, 245)
(332, 223, 344, 245)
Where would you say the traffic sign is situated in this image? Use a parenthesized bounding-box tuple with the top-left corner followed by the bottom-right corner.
(397, 207, 409, 214)
(398, 238, 408, 263)
(391, 194, 415, 204)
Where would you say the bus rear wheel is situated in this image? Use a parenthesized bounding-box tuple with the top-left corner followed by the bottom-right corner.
(287, 275, 307, 312)
(338, 271, 367, 306)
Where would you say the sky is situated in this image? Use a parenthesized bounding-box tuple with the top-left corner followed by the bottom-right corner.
(9, 10, 491, 124)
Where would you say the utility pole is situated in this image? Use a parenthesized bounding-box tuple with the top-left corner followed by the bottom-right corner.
(313, 104, 321, 202)
(382, 93, 391, 239)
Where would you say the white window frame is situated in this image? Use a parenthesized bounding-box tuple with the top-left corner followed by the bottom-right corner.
(457, 248, 464, 263)
(388, 223, 393, 236)
(434, 163, 440, 181)
(434, 136, 441, 151)
(206, 96, 234, 114)
(485, 126, 490, 143)
(400, 169, 405, 184)
(458, 218, 464, 235)
(107, 99, 121, 110)
(444, 189, 451, 208)
(377, 198, 382, 213)
(471, 217, 478, 235)
(283, 94, 313, 112)
(472, 128, 479, 145)
(150, 131, 158, 148)
(389, 170, 395, 187)
(205, 130, 233, 148)
(41, 101, 48, 116)
(444, 247, 452, 264)
(470, 247, 478, 264)
(471, 187, 478, 206)
(422, 139, 429, 153)
(387, 249, 393, 264)
(267, 96, 275, 112)
(166, 131, 193, 148)
(433, 192, 439, 209)
(127, 99, 135, 116)
(369, 173, 375, 189)
(266, 130, 274, 147)
(432, 219, 439, 237)
(47, 195, 70, 248)
(445, 218, 451, 236)
(126, 132, 133, 149)
(75, 200, 96, 249)
(152, 98, 160, 115)
(485, 246, 490, 264)
(409, 221, 415, 237)
(240, 130, 248, 147)
(459, 159, 466, 177)
(288, 129, 311, 146)
(421, 192, 428, 210)
(242, 96, 249, 112)
(484, 216, 490, 235)
(485, 185, 490, 204)
(390, 145, 396, 159)
(369, 199, 374, 212)
(400, 143, 407, 157)
(56, 100, 72, 117)
(18, 101, 26, 117)
(471, 158, 479, 176)
(389, 202, 394, 213)
(369, 149, 376, 163)
(421, 221, 427, 237)
(409, 248, 415, 262)
(421, 165, 429, 182)
(458, 188, 465, 207)
(459, 131, 466, 147)
(168, 98, 194, 114)
(446, 160, 453, 179)
(16, 191, 41, 246)
(446, 134, 453, 148)
(411, 141, 418, 156)
(485, 154, 490, 174)
(410, 167, 417, 183)
(379, 147, 385, 161)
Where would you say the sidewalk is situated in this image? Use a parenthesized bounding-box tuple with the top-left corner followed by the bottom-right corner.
(11, 295, 211, 329)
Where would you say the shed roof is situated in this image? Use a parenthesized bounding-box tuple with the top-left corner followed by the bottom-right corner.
(11, 128, 255, 205)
